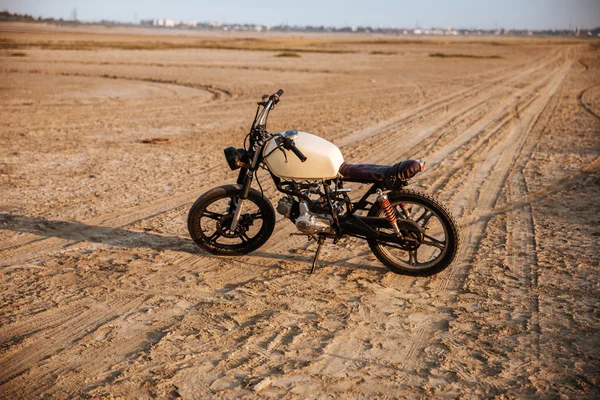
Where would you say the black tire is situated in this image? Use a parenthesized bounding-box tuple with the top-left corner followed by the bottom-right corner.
(187, 185, 276, 256)
(367, 189, 460, 276)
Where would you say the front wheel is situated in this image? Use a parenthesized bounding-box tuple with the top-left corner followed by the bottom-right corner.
(188, 185, 276, 255)
(367, 189, 460, 276)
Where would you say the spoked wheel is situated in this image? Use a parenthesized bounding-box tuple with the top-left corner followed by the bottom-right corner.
(367, 189, 460, 276)
(188, 185, 276, 255)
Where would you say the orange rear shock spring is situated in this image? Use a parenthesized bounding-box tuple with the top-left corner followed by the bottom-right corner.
(376, 190, 401, 237)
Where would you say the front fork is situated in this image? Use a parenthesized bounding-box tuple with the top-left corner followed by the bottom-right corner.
(229, 171, 252, 231)
(229, 146, 261, 232)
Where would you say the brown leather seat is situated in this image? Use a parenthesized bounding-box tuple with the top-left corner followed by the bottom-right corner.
(339, 159, 424, 189)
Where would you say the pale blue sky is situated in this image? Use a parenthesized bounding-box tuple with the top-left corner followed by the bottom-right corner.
(1, 0, 599, 29)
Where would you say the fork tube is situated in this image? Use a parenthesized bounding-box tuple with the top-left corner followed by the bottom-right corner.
(230, 141, 262, 231)
(256, 100, 273, 128)
(229, 199, 245, 231)
(230, 168, 253, 232)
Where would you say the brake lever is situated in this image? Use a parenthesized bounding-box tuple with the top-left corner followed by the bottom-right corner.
(276, 142, 289, 163)
(257, 94, 269, 106)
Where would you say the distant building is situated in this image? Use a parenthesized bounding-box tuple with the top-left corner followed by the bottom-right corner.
(140, 19, 197, 27)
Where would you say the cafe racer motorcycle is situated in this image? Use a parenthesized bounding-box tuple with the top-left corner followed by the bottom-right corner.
(188, 89, 459, 275)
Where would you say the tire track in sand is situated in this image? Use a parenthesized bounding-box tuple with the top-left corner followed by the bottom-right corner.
(0, 295, 147, 396)
(434, 58, 572, 293)
(1, 68, 233, 100)
(229, 49, 567, 385)
(400, 57, 573, 379)
(577, 84, 600, 120)
(0, 48, 573, 396)
(0, 50, 555, 266)
(301, 51, 573, 379)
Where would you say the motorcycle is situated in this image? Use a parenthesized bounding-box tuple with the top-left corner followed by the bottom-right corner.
(188, 89, 460, 275)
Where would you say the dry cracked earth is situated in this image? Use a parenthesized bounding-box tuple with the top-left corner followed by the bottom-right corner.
(1, 24, 599, 399)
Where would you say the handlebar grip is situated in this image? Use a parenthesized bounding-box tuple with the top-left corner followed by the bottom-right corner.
(275, 89, 284, 97)
(290, 144, 307, 162)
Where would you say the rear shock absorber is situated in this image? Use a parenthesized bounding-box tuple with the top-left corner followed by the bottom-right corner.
(376, 189, 401, 237)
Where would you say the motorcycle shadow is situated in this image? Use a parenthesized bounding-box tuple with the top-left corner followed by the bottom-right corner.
(0, 214, 385, 273)
(0, 213, 201, 255)
(252, 249, 386, 273)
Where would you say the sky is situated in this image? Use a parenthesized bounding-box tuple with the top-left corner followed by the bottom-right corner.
(1, 0, 599, 30)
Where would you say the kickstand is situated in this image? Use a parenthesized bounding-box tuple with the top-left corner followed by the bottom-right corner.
(310, 236, 325, 275)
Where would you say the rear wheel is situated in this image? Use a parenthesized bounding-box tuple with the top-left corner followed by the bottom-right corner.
(188, 185, 276, 255)
(367, 189, 460, 276)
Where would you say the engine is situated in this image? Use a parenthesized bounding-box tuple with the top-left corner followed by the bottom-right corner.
(277, 197, 333, 235)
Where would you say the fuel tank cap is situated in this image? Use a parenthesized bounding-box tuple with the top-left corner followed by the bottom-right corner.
(283, 129, 299, 140)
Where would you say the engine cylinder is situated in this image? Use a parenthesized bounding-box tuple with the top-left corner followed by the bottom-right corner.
(276, 197, 293, 217)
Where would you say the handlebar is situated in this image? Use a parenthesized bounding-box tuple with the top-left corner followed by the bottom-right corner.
(255, 89, 284, 127)
(271, 89, 284, 104)
(289, 142, 307, 162)
(282, 136, 307, 163)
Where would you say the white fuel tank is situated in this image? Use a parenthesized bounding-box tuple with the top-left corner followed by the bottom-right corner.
(263, 131, 344, 180)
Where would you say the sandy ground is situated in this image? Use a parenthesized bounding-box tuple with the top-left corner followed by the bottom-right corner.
(1, 23, 599, 399)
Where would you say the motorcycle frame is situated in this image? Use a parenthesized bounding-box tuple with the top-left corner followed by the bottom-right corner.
(229, 94, 422, 249)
